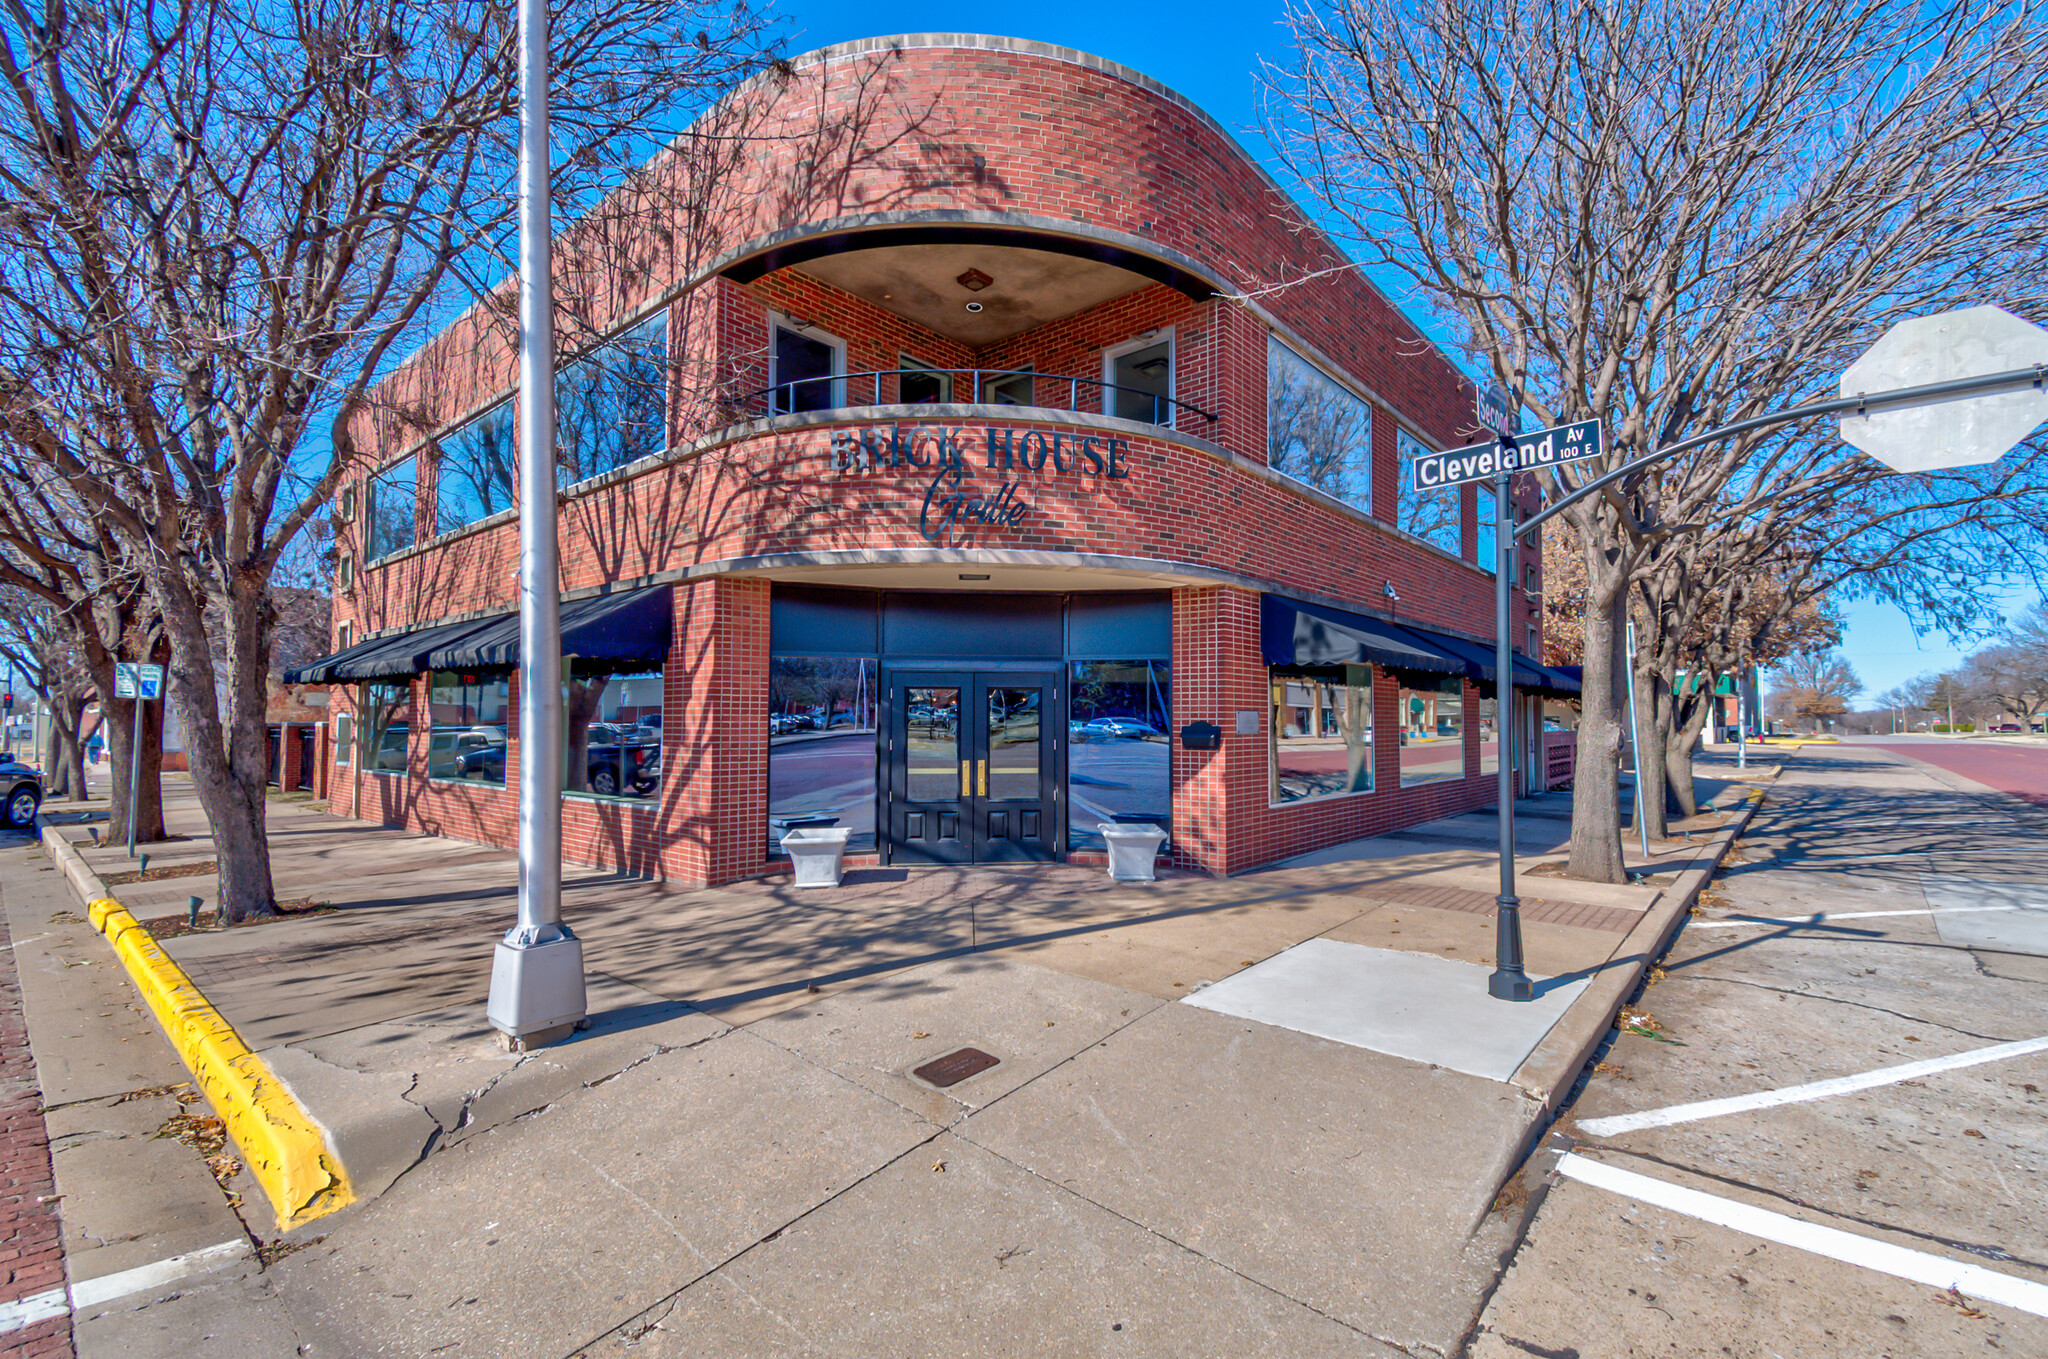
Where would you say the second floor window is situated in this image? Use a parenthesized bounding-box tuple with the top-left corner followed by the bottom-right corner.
(365, 458, 418, 560)
(558, 313, 669, 486)
(770, 319, 843, 415)
(1267, 337, 1372, 511)
(1398, 432, 1460, 553)
(1104, 334, 1172, 425)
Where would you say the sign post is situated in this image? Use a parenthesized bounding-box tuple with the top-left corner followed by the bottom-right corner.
(114, 663, 164, 858)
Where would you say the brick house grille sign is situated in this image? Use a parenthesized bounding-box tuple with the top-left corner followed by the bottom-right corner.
(825, 425, 1133, 544)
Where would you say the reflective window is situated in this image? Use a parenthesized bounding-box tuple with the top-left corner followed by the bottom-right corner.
(767, 658, 878, 854)
(360, 681, 411, 774)
(899, 357, 952, 404)
(1476, 483, 1498, 573)
(558, 314, 668, 486)
(563, 667, 663, 801)
(1480, 694, 1500, 781)
(904, 685, 960, 801)
(434, 402, 517, 533)
(1068, 660, 1171, 850)
(1270, 665, 1374, 804)
(1268, 337, 1372, 511)
(1399, 677, 1465, 787)
(985, 369, 1034, 405)
(428, 672, 510, 784)
(986, 688, 1041, 800)
(1105, 337, 1172, 425)
(1398, 432, 1460, 552)
(365, 458, 418, 560)
(769, 322, 842, 414)
(335, 712, 352, 765)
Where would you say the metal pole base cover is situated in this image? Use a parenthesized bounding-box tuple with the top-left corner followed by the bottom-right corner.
(487, 933, 587, 1045)
(1488, 967, 1535, 1002)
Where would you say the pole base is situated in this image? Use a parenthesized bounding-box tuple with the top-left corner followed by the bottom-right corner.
(487, 933, 587, 1045)
(1488, 968, 1535, 1002)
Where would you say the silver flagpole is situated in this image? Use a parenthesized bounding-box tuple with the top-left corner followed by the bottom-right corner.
(487, 0, 586, 1049)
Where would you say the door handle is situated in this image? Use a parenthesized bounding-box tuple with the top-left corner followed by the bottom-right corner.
(961, 759, 970, 798)
(978, 759, 987, 797)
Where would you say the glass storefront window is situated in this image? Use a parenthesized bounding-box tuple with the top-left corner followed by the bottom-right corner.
(563, 667, 663, 801)
(1270, 664, 1374, 804)
(1268, 337, 1372, 512)
(1480, 695, 1499, 781)
(361, 681, 411, 774)
(428, 671, 510, 784)
(1068, 659, 1170, 850)
(767, 658, 878, 854)
(1399, 676, 1464, 787)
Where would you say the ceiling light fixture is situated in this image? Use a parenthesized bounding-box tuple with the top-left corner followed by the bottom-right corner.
(964, 301, 984, 313)
(956, 268, 993, 292)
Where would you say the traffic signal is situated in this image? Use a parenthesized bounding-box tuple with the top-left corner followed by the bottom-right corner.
(3, 693, 11, 711)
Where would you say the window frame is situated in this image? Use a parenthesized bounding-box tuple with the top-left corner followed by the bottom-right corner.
(1398, 675, 1466, 789)
(1475, 482, 1499, 574)
(1397, 430, 1461, 553)
(897, 354, 953, 404)
(426, 670, 511, 785)
(364, 454, 420, 562)
(1268, 663, 1376, 808)
(431, 397, 519, 530)
(1265, 335, 1374, 513)
(555, 312, 670, 488)
(1101, 329, 1175, 428)
(768, 313, 847, 414)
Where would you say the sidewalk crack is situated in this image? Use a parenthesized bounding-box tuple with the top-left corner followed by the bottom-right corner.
(1662, 974, 2011, 1041)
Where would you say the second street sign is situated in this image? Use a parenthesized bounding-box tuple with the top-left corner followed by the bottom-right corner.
(1413, 418, 1603, 489)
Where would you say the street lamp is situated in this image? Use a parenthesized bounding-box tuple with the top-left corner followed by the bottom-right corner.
(1479, 305, 2048, 1002)
(486, 0, 587, 1049)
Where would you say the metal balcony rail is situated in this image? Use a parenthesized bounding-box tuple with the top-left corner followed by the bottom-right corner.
(741, 368, 1220, 425)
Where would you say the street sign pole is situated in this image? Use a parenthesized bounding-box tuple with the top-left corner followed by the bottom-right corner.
(487, 0, 586, 1050)
(1488, 458, 1531, 1001)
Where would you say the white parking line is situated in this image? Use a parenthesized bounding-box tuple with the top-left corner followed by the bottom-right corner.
(1691, 906, 2019, 929)
(1834, 817, 2015, 828)
(0, 1239, 250, 1335)
(1578, 1034, 2048, 1136)
(1556, 1153, 2048, 1318)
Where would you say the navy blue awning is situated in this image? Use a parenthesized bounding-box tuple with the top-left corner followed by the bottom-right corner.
(283, 613, 504, 684)
(428, 585, 673, 674)
(1259, 594, 1464, 676)
(1404, 626, 1578, 697)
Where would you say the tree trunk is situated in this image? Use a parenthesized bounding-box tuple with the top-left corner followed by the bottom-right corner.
(1632, 664, 1673, 842)
(1666, 691, 1712, 819)
(564, 678, 604, 792)
(154, 571, 278, 923)
(1568, 557, 1628, 883)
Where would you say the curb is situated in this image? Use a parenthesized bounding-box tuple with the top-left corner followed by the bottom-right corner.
(37, 822, 355, 1230)
(1509, 778, 1769, 1114)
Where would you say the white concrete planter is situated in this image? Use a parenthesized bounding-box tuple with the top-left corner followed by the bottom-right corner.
(1098, 822, 1168, 882)
(782, 826, 852, 887)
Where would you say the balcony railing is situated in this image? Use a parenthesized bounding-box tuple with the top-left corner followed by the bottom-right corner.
(742, 368, 1219, 426)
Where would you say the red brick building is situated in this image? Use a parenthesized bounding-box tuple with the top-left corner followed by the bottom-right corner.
(289, 34, 1570, 885)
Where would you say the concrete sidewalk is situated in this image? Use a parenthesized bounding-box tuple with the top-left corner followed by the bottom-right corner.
(38, 770, 1764, 1356)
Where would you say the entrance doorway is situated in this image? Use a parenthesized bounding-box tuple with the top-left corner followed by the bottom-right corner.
(886, 670, 1062, 863)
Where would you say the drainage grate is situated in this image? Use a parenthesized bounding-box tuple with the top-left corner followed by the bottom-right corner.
(913, 1047, 1000, 1089)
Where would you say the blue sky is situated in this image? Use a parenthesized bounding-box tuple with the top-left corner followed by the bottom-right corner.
(768, 5, 2035, 699)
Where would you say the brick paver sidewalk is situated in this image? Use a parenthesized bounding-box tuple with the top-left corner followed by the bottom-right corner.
(0, 905, 72, 1357)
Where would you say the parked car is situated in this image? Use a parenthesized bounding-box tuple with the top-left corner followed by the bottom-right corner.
(1, 755, 43, 830)
(428, 728, 503, 778)
(1996, 722, 2022, 733)
(453, 742, 506, 781)
(1080, 716, 1163, 740)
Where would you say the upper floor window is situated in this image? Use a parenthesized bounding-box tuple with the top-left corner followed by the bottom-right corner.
(1104, 333, 1172, 426)
(433, 400, 516, 533)
(558, 313, 669, 485)
(1398, 431, 1460, 553)
(365, 457, 418, 560)
(769, 317, 844, 415)
(899, 356, 952, 404)
(1476, 483, 1499, 573)
(985, 368, 1034, 405)
(1267, 337, 1372, 511)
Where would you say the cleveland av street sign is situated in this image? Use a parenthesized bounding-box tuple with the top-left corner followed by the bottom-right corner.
(1412, 418, 1603, 490)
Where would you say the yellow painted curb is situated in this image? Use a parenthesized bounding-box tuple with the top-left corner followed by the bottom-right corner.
(84, 897, 354, 1229)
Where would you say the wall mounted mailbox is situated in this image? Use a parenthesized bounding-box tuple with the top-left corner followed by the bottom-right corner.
(1179, 721, 1222, 751)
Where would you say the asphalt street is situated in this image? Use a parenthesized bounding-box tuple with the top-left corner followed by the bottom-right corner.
(1471, 738, 2048, 1357)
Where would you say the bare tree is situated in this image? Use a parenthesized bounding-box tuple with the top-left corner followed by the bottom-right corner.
(0, 0, 774, 920)
(1768, 650, 1863, 732)
(1269, 0, 2048, 880)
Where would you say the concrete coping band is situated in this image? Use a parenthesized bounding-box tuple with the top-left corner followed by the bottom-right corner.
(39, 825, 355, 1231)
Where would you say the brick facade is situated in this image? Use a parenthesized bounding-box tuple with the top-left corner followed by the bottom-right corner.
(314, 35, 1542, 886)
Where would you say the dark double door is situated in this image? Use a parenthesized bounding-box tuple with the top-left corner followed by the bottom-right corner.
(887, 670, 1061, 864)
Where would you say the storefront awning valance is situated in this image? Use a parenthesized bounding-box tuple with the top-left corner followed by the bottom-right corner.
(1259, 594, 1464, 677)
(283, 613, 505, 684)
(1403, 626, 1581, 698)
(284, 585, 673, 684)
(427, 585, 673, 674)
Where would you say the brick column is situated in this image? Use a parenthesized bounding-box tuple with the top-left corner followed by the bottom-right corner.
(658, 576, 770, 886)
(1169, 585, 1268, 875)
